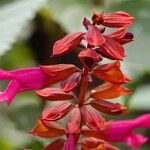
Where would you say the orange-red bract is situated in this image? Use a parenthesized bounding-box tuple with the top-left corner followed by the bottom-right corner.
(84, 25, 105, 46)
(36, 88, 74, 101)
(43, 139, 65, 150)
(107, 27, 133, 45)
(92, 61, 131, 84)
(81, 137, 119, 150)
(90, 100, 127, 115)
(30, 119, 65, 138)
(102, 11, 134, 28)
(42, 102, 74, 121)
(61, 72, 81, 92)
(52, 32, 84, 56)
(81, 126, 107, 140)
(66, 107, 81, 134)
(99, 36, 125, 60)
(92, 11, 134, 28)
(80, 106, 105, 130)
(41, 64, 80, 85)
(78, 48, 102, 68)
(82, 17, 92, 30)
(108, 27, 126, 39)
(91, 82, 132, 99)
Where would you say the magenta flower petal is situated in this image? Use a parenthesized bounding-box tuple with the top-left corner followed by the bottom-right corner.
(64, 134, 76, 150)
(0, 67, 50, 105)
(108, 114, 150, 148)
(125, 132, 148, 148)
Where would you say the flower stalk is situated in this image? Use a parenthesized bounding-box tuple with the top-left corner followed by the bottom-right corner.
(79, 67, 89, 106)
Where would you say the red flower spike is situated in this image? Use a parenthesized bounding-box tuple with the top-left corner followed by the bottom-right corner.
(82, 17, 92, 30)
(36, 88, 74, 101)
(78, 48, 102, 68)
(81, 126, 107, 140)
(66, 107, 81, 134)
(42, 102, 74, 121)
(61, 72, 81, 93)
(52, 32, 84, 56)
(90, 100, 128, 115)
(107, 28, 134, 45)
(84, 25, 105, 46)
(81, 137, 119, 150)
(30, 119, 65, 138)
(102, 11, 134, 28)
(91, 82, 132, 99)
(43, 139, 65, 150)
(92, 61, 131, 84)
(97, 36, 125, 60)
(81, 106, 105, 130)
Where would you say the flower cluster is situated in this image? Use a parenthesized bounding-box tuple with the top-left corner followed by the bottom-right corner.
(0, 11, 150, 150)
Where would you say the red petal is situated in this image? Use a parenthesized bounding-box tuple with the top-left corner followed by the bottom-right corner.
(43, 139, 65, 150)
(84, 25, 105, 46)
(42, 102, 74, 121)
(80, 106, 105, 130)
(61, 72, 81, 92)
(102, 11, 135, 27)
(107, 27, 126, 39)
(52, 32, 84, 56)
(90, 82, 132, 99)
(92, 61, 131, 84)
(98, 36, 125, 60)
(66, 107, 81, 134)
(81, 126, 107, 140)
(82, 17, 92, 30)
(107, 28, 134, 45)
(78, 48, 102, 68)
(81, 137, 119, 150)
(40, 64, 79, 85)
(30, 119, 65, 138)
(81, 137, 104, 149)
(36, 88, 74, 101)
(90, 100, 127, 115)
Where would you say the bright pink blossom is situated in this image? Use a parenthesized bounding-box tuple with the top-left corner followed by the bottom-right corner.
(0, 67, 50, 105)
(108, 114, 150, 148)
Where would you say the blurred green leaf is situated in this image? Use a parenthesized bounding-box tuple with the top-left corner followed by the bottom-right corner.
(0, 41, 36, 69)
(0, 0, 47, 56)
(48, 0, 102, 32)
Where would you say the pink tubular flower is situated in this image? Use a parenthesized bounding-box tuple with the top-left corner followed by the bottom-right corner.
(0, 67, 50, 105)
(108, 114, 150, 148)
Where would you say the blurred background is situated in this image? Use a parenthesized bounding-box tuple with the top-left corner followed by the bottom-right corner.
(0, 0, 150, 149)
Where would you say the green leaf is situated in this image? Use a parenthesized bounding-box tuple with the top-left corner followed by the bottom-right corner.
(0, 0, 47, 56)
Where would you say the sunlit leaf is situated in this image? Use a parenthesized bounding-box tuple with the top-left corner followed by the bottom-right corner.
(0, 0, 47, 56)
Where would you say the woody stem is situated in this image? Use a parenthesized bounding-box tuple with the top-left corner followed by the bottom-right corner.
(79, 67, 89, 106)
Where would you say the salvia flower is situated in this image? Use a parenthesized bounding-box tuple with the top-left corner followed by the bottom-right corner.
(0, 67, 50, 105)
(1, 11, 147, 150)
(108, 114, 150, 148)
